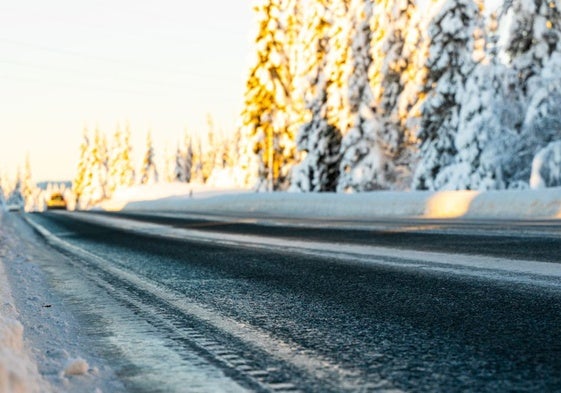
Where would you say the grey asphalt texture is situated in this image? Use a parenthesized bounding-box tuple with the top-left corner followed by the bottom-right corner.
(27, 211, 561, 392)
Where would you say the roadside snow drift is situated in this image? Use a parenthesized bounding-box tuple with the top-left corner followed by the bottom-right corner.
(0, 257, 45, 393)
(100, 183, 561, 220)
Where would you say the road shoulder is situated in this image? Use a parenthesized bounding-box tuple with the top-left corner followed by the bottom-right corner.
(0, 212, 124, 393)
(0, 222, 47, 393)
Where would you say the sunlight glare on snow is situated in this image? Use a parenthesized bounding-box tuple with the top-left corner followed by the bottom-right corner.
(424, 190, 479, 218)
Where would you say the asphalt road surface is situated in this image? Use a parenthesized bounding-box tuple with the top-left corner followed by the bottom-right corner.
(18, 211, 561, 392)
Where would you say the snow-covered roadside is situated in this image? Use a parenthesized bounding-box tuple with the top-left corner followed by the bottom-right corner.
(100, 183, 561, 220)
(0, 211, 124, 393)
(0, 234, 46, 393)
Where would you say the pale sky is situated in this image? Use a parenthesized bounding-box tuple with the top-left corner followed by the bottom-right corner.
(0, 0, 254, 182)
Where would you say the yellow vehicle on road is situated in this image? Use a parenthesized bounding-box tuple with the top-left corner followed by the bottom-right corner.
(46, 192, 67, 210)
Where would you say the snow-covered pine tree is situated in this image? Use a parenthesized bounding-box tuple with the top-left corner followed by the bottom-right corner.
(412, 0, 482, 190)
(163, 146, 176, 183)
(0, 171, 5, 208)
(77, 129, 105, 207)
(530, 139, 561, 188)
(231, 125, 259, 187)
(368, 0, 424, 189)
(183, 132, 193, 183)
(239, 0, 297, 191)
(73, 128, 90, 206)
(282, 0, 306, 171)
(202, 115, 217, 182)
(140, 131, 159, 185)
(501, 0, 561, 186)
(514, 61, 561, 186)
(21, 153, 34, 206)
(7, 169, 24, 208)
(0, 184, 4, 209)
(450, 65, 522, 189)
(325, 0, 353, 138)
(107, 125, 135, 196)
(190, 136, 205, 184)
(213, 132, 230, 172)
(119, 125, 135, 188)
(82, 128, 109, 204)
(395, 0, 427, 163)
(290, 0, 342, 192)
(337, 0, 382, 192)
(100, 131, 109, 196)
(215, 132, 229, 170)
(235, 123, 261, 188)
(107, 126, 122, 195)
(502, 0, 561, 97)
(448, 11, 523, 190)
(173, 143, 187, 182)
(229, 127, 242, 169)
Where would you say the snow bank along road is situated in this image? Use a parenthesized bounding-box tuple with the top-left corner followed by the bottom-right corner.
(101, 186, 561, 220)
(6, 209, 561, 392)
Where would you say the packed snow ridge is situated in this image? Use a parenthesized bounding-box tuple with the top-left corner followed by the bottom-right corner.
(99, 183, 561, 220)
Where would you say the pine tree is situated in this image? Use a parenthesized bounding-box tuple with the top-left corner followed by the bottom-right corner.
(73, 128, 90, 207)
(395, 0, 427, 148)
(503, 0, 561, 97)
(140, 131, 158, 185)
(96, 129, 109, 200)
(338, 0, 386, 192)
(412, 0, 482, 190)
(291, 0, 342, 192)
(21, 153, 34, 205)
(530, 138, 561, 188)
(230, 126, 256, 187)
(448, 63, 521, 189)
(100, 131, 109, 195)
(107, 125, 135, 196)
(239, 0, 297, 191)
(202, 115, 217, 182)
(368, 0, 424, 189)
(513, 59, 561, 186)
(325, 0, 353, 138)
(448, 12, 523, 190)
(501, 0, 561, 187)
(230, 127, 242, 167)
(169, 132, 194, 184)
(0, 171, 5, 208)
(82, 128, 109, 204)
(119, 125, 135, 187)
(190, 136, 205, 184)
(219, 136, 230, 170)
(277, 0, 306, 178)
(7, 169, 24, 208)
(184, 133, 193, 183)
(0, 191, 4, 210)
(173, 144, 187, 182)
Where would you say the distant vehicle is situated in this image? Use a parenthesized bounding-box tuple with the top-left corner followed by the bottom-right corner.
(6, 203, 22, 212)
(46, 192, 67, 210)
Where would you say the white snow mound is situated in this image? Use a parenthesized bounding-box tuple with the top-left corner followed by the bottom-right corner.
(63, 357, 89, 376)
(530, 140, 561, 189)
(0, 260, 46, 393)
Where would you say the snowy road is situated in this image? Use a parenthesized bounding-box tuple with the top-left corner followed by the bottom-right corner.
(5, 210, 561, 392)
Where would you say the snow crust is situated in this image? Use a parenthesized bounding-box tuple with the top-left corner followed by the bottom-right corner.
(4, 182, 561, 393)
(63, 358, 89, 376)
(0, 228, 46, 393)
(530, 141, 561, 189)
(0, 211, 125, 393)
(100, 183, 561, 220)
(100, 183, 250, 211)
